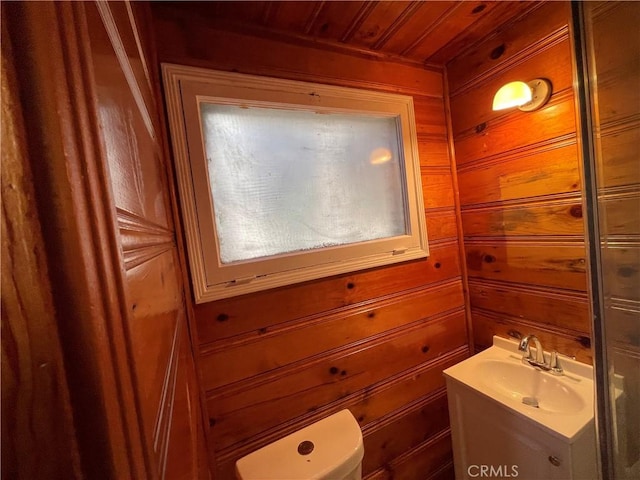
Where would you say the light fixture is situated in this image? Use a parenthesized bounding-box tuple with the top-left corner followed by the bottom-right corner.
(492, 78, 552, 112)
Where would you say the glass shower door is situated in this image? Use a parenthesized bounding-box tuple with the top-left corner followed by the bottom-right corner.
(574, 2, 640, 479)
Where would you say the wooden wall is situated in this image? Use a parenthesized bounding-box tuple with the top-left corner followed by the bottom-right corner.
(84, 3, 208, 477)
(4, 2, 207, 478)
(1, 13, 81, 477)
(152, 4, 468, 479)
(446, 2, 593, 362)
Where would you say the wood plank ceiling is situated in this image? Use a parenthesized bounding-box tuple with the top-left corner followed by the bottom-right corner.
(169, 1, 541, 67)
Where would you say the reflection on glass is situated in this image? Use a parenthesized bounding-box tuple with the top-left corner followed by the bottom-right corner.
(583, 2, 640, 478)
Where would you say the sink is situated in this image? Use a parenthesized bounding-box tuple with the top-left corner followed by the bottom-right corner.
(443, 336, 594, 441)
(476, 359, 585, 414)
(444, 336, 597, 479)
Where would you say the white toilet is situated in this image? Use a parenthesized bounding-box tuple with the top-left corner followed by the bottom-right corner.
(235, 409, 365, 480)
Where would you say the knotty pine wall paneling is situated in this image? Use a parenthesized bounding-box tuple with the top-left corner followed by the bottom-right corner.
(1, 16, 81, 477)
(85, 3, 208, 476)
(5, 1, 207, 477)
(152, 4, 469, 478)
(446, 1, 593, 361)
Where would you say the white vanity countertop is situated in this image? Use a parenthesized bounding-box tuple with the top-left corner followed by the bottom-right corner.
(443, 336, 595, 442)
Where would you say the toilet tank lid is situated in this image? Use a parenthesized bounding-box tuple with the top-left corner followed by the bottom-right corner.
(235, 409, 364, 480)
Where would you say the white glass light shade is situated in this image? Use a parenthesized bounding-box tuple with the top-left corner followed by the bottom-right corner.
(492, 81, 532, 110)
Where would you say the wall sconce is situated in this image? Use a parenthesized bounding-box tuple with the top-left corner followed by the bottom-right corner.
(492, 78, 552, 112)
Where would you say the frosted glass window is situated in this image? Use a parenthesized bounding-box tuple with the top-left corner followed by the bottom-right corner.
(200, 104, 408, 264)
(163, 65, 428, 302)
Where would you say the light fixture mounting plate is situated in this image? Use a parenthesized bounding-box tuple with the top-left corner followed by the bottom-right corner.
(518, 78, 552, 112)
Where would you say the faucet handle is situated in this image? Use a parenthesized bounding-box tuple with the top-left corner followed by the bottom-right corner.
(549, 351, 563, 375)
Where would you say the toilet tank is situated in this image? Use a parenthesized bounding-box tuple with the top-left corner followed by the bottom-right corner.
(235, 409, 364, 480)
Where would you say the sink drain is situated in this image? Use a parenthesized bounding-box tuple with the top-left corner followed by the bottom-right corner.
(522, 396, 539, 408)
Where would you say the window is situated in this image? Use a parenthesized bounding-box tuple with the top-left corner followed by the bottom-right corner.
(163, 64, 428, 302)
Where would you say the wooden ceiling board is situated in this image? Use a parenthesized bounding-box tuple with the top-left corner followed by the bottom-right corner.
(378, 1, 458, 56)
(346, 1, 414, 47)
(302, 1, 326, 34)
(426, 1, 538, 65)
(208, 1, 267, 25)
(151, 1, 549, 68)
(408, 1, 503, 62)
(306, 1, 368, 40)
(268, 1, 322, 33)
(447, 2, 569, 94)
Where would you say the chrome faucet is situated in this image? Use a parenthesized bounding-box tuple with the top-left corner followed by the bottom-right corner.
(519, 334, 544, 364)
(518, 334, 563, 375)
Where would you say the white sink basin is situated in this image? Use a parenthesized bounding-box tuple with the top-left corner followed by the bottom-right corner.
(444, 336, 594, 441)
(476, 359, 585, 415)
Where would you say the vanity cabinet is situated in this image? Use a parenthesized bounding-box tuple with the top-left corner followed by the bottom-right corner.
(447, 379, 597, 479)
(443, 337, 597, 480)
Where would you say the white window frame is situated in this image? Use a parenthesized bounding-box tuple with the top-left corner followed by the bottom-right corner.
(162, 64, 428, 303)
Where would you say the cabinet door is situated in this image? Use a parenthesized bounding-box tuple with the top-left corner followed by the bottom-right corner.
(448, 384, 570, 480)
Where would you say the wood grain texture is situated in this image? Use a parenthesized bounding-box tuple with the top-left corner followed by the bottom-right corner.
(348, 349, 468, 430)
(468, 280, 590, 335)
(465, 242, 587, 291)
(4, 2, 206, 478)
(414, 96, 448, 135)
(447, 2, 591, 361)
(164, 322, 209, 480)
(343, 1, 410, 47)
(366, 430, 453, 480)
(196, 242, 461, 345)
(472, 310, 592, 363)
(461, 199, 584, 238)
(426, 210, 459, 243)
(446, 2, 570, 94)
(429, 2, 540, 65)
(454, 90, 577, 166)
(207, 311, 467, 449)
(418, 135, 451, 168)
(457, 141, 581, 205)
(362, 390, 450, 475)
(381, 2, 458, 56)
(1, 16, 81, 477)
(308, 1, 369, 40)
(4, 2, 150, 476)
(200, 281, 464, 390)
(148, 2, 601, 476)
(422, 171, 456, 209)
(153, 14, 468, 477)
(87, 3, 184, 474)
(150, 1, 534, 68)
(150, 3, 473, 474)
(450, 37, 575, 137)
(213, 346, 468, 456)
(413, 4, 479, 59)
(151, 5, 444, 97)
(86, 3, 207, 477)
